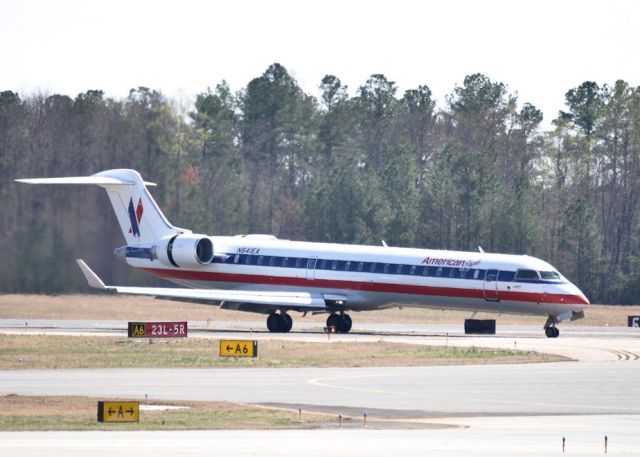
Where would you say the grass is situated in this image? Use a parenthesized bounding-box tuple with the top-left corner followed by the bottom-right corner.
(0, 395, 333, 431)
(0, 294, 635, 327)
(0, 334, 561, 370)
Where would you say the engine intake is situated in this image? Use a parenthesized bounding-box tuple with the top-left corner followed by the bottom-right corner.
(154, 234, 214, 267)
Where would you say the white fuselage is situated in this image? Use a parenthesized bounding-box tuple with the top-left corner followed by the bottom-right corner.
(124, 235, 590, 317)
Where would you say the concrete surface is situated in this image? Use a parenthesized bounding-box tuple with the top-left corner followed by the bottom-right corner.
(2, 319, 640, 455)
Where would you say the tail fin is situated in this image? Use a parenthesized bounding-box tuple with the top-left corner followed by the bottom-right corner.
(16, 169, 186, 244)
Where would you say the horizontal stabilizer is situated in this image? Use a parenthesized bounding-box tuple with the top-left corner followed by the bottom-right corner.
(17, 169, 172, 243)
(15, 176, 156, 186)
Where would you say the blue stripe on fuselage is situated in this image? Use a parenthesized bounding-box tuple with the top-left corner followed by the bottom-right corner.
(125, 250, 565, 285)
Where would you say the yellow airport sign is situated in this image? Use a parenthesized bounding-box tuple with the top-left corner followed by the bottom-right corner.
(97, 401, 140, 423)
(219, 339, 258, 358)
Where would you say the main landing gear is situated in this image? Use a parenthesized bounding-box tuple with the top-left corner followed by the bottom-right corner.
(544, 315, 560, 338)
(327, 313, 352, 333)
(266, 311, 293, 333)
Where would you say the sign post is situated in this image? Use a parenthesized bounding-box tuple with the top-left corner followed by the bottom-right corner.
(219, 340, 258, 358)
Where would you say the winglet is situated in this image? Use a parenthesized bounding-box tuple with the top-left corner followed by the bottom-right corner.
(76, 259, 108, 289)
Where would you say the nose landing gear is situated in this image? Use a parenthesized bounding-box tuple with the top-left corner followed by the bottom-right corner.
(544, 326, 560, 338)
(544, 315, 560, 338)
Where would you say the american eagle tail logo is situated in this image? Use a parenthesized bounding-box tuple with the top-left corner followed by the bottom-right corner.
(128, 197, 144, 237)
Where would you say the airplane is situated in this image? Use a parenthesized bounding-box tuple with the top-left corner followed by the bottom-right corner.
(16, 168, 589, 338)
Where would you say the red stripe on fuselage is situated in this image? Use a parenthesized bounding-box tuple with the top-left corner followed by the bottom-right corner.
(141, 267, 588, 305)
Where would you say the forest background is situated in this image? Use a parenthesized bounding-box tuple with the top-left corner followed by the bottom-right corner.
(2, 63, 639, 304)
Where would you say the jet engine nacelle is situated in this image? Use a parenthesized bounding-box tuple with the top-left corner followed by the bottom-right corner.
(154, 234, 214, 267)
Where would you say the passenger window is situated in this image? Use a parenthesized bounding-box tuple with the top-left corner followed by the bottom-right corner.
(473, 270, 479, 279)
(422, 266, 429, 276)
(320, 259, 326, 269)
(245, 255, 251, 264)
(357, 262, 363, 272)
(283, 257, 289, 267)
(257, 256, 263, 265)
(498, 271, 515, 281)
(449, 268, 456, 278)
(370, 262, 377, 273)
(410, 265, 416, 275)
(345, 261, 351, 271)
(295, 258, 302, 268)
(234, 254, 240, 264)
(515, 269, 540, 280)
(436, 267, 443, 277)
(397, 264, 403, 274)
(269, 256, 276, 266)
(460, 269, 467, 279)
(308, 258, 316, 269)
(331, 260, 338, 270)
(383, 264, 390, 274)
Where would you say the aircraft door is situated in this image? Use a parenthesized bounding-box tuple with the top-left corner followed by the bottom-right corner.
(306, 257, 318, 280)
(483, 269, 500, 301)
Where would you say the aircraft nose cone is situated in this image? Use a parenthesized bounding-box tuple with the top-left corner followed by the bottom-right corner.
(572, 284, 590, 306)
(581, 293, 590, 306)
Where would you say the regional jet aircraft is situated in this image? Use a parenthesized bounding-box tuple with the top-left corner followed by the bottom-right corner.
(17, 169, 589, 337)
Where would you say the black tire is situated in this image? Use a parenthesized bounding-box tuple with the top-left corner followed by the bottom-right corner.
(337, 314, 352, 333)
(281, 313, 293, 333)
(267, 313, 281, 333)
(326, 314, 339, 329)
(545, 326, 559, 338)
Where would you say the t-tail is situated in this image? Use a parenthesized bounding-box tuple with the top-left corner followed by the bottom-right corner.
(16, 169, 182, 245)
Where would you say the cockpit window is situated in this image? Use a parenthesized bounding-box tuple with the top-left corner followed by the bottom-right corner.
(540, 271, 562, 280)
(515, 269, 540, 280)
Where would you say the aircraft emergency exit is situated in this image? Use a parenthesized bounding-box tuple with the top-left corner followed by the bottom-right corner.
(16, 169, 589, 337)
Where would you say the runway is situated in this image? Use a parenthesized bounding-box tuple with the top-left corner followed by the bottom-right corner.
(1, 362, 639, 415)
(1, 319, 640, 455)
(1, 418, 636, 457)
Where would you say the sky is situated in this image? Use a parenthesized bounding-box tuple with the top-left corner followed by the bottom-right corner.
(1, 0, 639, 127)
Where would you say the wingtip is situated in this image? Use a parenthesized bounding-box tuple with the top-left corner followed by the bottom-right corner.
(76, 259, 107, 289)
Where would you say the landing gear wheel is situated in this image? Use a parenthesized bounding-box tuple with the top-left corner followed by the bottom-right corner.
(267, 312, 292, 333)
(326, 313, 352, 333)
(267, 313, 281, 333)
(326, 314, 340, 329)
(337, 314, 352, 333)
(545, 326, 560, 338)
(280, 313, 293, 333)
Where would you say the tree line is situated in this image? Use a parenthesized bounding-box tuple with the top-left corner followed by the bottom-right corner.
(2, 63, 640, 304)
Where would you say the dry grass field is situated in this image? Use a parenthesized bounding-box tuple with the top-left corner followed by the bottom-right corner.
(0, 395, 334, 431)
(0, 335, 559, 369)
(0, 294, 638, 327)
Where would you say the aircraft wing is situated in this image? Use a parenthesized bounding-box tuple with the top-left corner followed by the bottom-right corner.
(76, 259, 327, 311)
